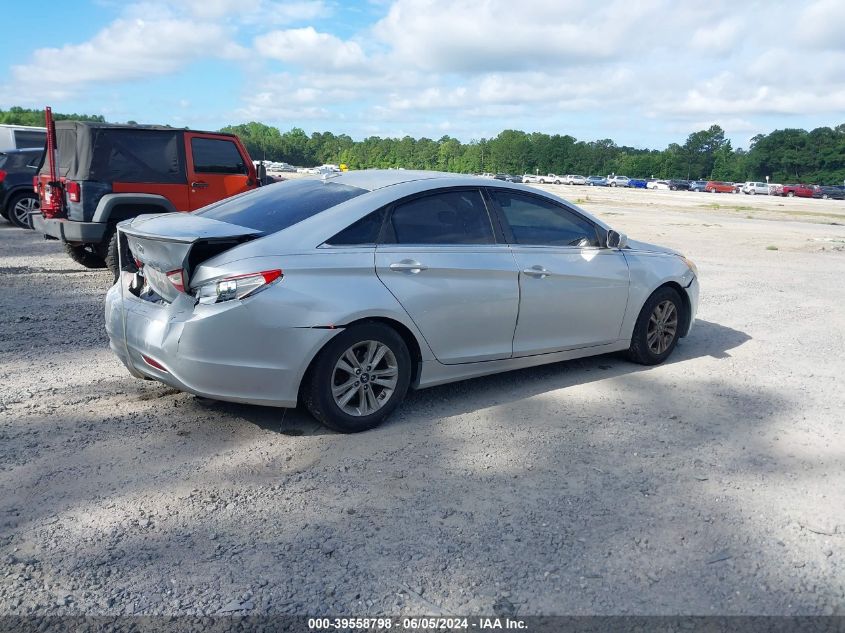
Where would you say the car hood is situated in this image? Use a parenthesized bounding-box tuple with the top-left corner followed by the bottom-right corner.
(625, 238, 682, 256)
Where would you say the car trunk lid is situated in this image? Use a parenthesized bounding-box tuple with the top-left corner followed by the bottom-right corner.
(119, 213, 262, 303)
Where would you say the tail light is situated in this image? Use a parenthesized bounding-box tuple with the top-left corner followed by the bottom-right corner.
(196, 269, 283, 304)
(166, 269, 186, 293)
(66, 181, 81, 203)
(0, 170, 6, 183)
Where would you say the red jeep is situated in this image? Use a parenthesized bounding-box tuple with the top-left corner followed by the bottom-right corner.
(33, 116, 258, 275)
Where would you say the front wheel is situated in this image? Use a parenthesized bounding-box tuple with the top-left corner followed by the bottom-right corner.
(627, 287, 684, 365)
(303, 323, 412, 433)
(787, 191, 795, 197)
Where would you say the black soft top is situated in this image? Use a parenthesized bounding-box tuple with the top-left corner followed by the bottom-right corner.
(40, 122, 238, 184)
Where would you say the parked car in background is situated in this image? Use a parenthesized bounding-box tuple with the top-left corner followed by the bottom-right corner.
(647, 180, 670, 190)
(813, 185, 845, 200)
(628, 178, 647, 189)
(564, 175, 587, 185)
(106, 170, 699, 433)
(505, 174, 524, 183)
(493, 174, 510, 181)
(586, 176, 608, 186)
(0, 147, 43, 228)
(741, 182, 770, 195)
(704, 181, 734, 193)
(0, 124, 47, 152)
(668, 179, 690, 191)
(779, 184, 814, 198)
(32, 120, 258, 277)
(689, 180, 708, 192)
(522, 174, 540, 183)
(607, 176, 631, 187)
(538, 174, 564, 184)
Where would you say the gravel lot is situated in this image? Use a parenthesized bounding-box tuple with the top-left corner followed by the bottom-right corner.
(1, 185, 844, 617)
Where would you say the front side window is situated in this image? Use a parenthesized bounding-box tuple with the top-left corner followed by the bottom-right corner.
(491, 190, 599, 247)
(191, 138, 247, 174)
(384, 189, 494, 245)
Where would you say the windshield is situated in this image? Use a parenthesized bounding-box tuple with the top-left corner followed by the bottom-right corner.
(195, 179, 367, 234)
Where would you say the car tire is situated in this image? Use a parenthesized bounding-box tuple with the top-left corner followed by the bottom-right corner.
(7, 192, 39, 229)
(303, 322, 412, 433)
(626, 286, 684, 366)
(64, 243, 107, 269)
(99, 226, 125, 281)
(787, 191, 795, 197)
(749, 189, 756, 195)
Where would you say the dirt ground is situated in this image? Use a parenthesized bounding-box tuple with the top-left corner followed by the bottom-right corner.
(1, 184, 844, 617)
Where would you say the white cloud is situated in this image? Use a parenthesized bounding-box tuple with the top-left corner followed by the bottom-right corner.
(254, 27, 367, 70)
(11, 18, 233, 87)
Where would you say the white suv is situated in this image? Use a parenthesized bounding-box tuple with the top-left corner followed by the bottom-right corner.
(742, 182, 769, 195)
(564, 175, 587, 185)
(607, 176, 631, 187)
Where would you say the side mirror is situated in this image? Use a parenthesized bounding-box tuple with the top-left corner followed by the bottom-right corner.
(607, 230, 628, 249)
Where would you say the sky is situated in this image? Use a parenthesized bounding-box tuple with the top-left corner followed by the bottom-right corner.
(1, 0, 844, 150)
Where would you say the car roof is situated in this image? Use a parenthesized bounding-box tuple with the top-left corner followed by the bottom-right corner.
(325, 169, 466, 191)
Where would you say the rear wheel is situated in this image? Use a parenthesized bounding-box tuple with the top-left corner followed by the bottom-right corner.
(303, 322, 411, 433)
(101, 227, 120, 281)
(64, 243, 107, 269)
(787, 191, 795, 197)
(627, 286, 683, 365)
(8, 192, 39, 229)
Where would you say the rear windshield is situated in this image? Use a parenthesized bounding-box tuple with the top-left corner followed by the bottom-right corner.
(195, 179, 367, 234)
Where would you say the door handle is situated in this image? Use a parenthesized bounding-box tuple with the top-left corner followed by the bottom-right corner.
(191, 181, 209, 189)
(522, 265, 550, 278)
(389, 260, 428, 273)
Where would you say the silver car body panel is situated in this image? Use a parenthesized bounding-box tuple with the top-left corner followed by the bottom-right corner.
(105, 171, 698, 409)
(375, 244, 520, 364)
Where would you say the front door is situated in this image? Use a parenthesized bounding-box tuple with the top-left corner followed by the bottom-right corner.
(375, 188, 520, 364)
(488, 189, 630, 356)
(185, 133, 252, 210)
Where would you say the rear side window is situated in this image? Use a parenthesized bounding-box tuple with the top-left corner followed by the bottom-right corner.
(491, 190, 599, 247)
(384, 189, 494, 245)
(195, 179, 367, 234)
(89, 129, 185, 183)
(191, 138, 247, 174)
(326, 208, 386, 245)
(14, 129, 46, 149)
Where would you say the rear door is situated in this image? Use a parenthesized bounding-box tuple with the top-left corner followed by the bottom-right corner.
(375, 188, 520, 364)
(186, 133, 253, 210)
(488, 189, 630, 356)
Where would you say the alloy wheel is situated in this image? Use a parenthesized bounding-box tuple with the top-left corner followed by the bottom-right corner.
(646, 300, 678, 355)
(331, 340, 398, 416)
(12, 196, 39, 229)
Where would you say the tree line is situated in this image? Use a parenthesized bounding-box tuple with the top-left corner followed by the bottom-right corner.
(3, 107, 843, 184)
(221, 122, 845, 185)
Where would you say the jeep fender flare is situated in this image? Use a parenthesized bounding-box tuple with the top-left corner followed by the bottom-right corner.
(92, 193, 178, 223)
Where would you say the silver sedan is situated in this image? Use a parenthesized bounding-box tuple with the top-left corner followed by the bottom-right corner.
(105, 170, 699, 432)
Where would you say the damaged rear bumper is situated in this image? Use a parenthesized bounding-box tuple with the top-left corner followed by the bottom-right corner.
(104, 278, 338, 408)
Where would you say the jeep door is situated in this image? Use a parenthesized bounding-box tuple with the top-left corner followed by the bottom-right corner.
(185, 133, 254, 210)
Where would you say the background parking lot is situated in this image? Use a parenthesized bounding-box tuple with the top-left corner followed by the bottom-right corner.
(1, 185, 843, 616)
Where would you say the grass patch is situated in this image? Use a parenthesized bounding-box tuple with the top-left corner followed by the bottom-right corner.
(574, 196, 592, 204)
(766, 245, 779, 251)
